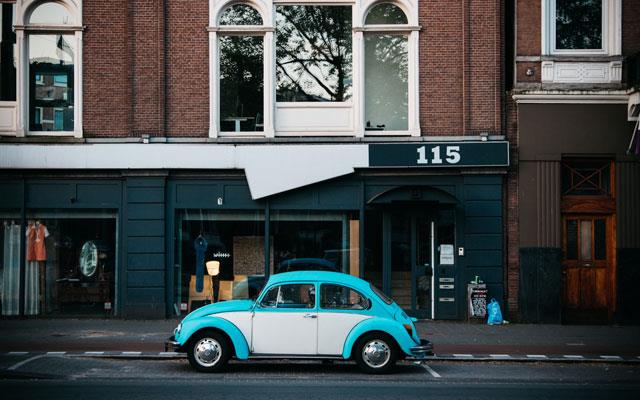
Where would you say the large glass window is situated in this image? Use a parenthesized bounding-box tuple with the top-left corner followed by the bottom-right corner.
(276, 5, 352, 102)
(175, 211, 265, 313)
(0, 2, 16, 101)
(219, 35, 264, 132)
(28, 34, 74, 131)
(270, 211, 357, 275)
(555, 0, 603, 50)
(23, 211, 117, 316)
(1, 212, 21, 316)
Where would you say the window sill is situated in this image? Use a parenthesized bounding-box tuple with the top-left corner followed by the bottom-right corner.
(541, 60, 622, 84)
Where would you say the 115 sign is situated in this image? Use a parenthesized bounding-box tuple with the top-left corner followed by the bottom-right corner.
(416, 145, 461, 165)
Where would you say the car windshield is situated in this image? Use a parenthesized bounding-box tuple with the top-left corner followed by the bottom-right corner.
(369, 283, 393, 305)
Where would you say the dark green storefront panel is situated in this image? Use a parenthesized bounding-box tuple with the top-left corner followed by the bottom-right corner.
(0, 180, 23, 208)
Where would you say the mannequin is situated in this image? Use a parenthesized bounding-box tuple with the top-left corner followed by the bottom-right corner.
(26, 220, 49, 314)
(193, 234, 208, 293)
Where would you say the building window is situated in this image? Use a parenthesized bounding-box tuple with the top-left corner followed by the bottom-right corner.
(275, 5, 352, 102)
(561, 159, 612, 196)
(555, 0, 602, 50)
(209, 0, 420, 137)
(0, 2, 16, 102)
(364, 3, 409, 132)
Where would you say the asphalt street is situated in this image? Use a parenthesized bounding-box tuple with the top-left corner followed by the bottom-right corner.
(1, 355, 639, 399)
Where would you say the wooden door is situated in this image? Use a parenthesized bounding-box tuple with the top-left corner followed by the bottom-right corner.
(562, 215, 615, 323)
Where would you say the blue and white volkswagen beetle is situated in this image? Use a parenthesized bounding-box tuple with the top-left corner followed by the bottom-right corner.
(166, 271, 433, 374)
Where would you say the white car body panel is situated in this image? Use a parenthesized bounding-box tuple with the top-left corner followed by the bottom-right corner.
(251, 311, 318, 354)
(215, 311, 253, 345)
(317, 313, 371, 355)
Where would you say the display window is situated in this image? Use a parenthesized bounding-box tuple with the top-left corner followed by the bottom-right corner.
(175, 210, 266, 313)
(1, 211, 21, 316)
(23, 211, 117, 316)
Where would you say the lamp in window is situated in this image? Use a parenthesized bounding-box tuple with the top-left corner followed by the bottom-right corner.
(206, 260, 221, 302)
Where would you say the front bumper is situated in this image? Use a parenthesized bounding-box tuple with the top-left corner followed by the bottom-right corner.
(164, 336, 183, 353)
(410, 339, 434, 358)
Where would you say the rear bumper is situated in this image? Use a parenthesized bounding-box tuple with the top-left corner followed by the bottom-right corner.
(409, 339, 434, 358)
(164, 336, 183, 353)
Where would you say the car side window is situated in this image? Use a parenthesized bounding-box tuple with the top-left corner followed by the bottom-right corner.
(320, 284, 370, 310)
(259, 284, 315, 309)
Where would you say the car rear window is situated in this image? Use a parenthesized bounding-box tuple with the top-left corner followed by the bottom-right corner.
(370, 283, 393, 305)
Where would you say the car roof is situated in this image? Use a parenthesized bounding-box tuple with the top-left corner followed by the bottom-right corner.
(266, 271, 371, 292)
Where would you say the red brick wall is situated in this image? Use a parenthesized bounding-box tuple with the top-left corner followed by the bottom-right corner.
(420, 1, 503, 136)
(83, 0, 131, 137)
(505, 94, 519, 317)
(516, 0, 541, 56)
(165, 0, 209, 137)
(622, 0, 640, 55)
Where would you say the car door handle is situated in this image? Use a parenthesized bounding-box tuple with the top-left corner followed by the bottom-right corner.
(303, 314, 317, 319)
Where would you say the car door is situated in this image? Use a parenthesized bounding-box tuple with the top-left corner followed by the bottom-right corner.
(251, 283, 318, 355)
(317, 283, 372, 355)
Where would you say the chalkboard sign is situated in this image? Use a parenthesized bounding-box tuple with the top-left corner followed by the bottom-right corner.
(467, 283, 487, 318)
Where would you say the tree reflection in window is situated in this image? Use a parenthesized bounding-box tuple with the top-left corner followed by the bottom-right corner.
(219, 4, 263, 25)
(364, 3, 408, 25)
(276, 5, 352, 102)
(556, 0, 602, 50)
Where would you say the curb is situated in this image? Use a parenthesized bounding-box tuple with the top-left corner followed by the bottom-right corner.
(2, 351, 640, 364)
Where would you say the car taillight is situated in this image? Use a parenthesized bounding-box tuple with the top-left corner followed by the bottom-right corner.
(403, 323, 413, 337)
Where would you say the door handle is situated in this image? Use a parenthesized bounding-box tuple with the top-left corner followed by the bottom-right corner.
(303, 313, 317, 319)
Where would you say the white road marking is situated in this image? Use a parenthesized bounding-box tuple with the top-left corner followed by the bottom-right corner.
(121, 351, 142, 356)
(421, 364, 441, 378)
(526, 354, 547, 358)
(46, 352, 66, 356)
(7, 352, 28, 356)
(600, 355, 622, 360)
(562, 355, 584, 359)
(489, 354, 512, 358)
(84, 351, 104, 356)
(452, 354, 473, 358)
(159, 352, 179, 356)
(565, 343, 585, 346)
(8, 354, 46, 371)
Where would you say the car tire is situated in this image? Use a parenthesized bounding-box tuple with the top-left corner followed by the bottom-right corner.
(354, 332, 397, 374)
(187, 330, 231, 373)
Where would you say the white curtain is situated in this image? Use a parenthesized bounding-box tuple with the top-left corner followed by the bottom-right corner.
(2, 224, 21, 315)
(24, 261, 39, 315)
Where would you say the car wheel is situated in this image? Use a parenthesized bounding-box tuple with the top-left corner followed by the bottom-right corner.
(354, 333, 397, 374)
(187, 330, 231, 373)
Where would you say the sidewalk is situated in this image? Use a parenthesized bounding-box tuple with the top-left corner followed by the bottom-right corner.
(1, 318, 639, 360)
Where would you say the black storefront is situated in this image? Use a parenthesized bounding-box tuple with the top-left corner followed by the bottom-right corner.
(0, 141, 509, 319)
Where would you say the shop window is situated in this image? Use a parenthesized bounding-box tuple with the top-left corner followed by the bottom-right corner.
(23, 212, 117, 316)
(561, 159, 612, 196)
(219, 3, 263, 25)
(270, 211, 357, 276)
(0, 2, 16, 102)
(275, 5, 352, 102)
(1, 213, 21, 316)
(175, 210, 266, 313)
(364, 4, 409, 132)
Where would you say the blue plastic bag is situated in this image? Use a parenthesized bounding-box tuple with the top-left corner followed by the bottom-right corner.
(486, 298, 503, 325)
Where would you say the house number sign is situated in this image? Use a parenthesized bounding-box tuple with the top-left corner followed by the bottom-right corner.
(368, 142, 509, 168)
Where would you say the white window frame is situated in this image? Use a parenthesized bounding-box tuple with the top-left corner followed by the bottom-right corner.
(14, 0, 83, 138)
(542, 0, 621, 56)
(208, 0, 420, 138)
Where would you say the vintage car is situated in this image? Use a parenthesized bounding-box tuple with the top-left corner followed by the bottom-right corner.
(165, 271, 433, 374)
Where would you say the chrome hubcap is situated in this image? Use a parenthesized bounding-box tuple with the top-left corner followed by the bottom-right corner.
(194, 338, 222, 367)
(362, 339, 391, 368)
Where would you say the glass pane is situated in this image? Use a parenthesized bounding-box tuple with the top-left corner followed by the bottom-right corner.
(220, 36, 264, 132)
(176, 210, 265, 314)
(29, 34, 74, 131)
(365, 3, 408, 25)
(556, 0, 602, 50)
(219, 4, 263, 25)
(271, 211, 354, 275)
(594, 219, 606, 260)
(0, 3, 16, 101)
(276, 5, 352, 102)
(561, 159, 611, 196)
(260, 286, 279, 307)
(390, 214, 411, 309)
(364, 211, 383, 290)
(276, 284, 315, 308)
(565, 220, 578, 260)
(29, 2, 73, 25)
(365, 34, 408, 131)
(1, 213, 22, 316)
(415, 217, 431, 313)
(580, 220, 592, 261)
(24, 212, 117, 316)
(320, 284, 368, 310)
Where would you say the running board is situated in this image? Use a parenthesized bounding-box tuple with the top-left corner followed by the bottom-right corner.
(248, 354, 344, 360)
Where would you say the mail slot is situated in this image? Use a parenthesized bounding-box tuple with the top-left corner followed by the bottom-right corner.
(439, 297, 455, 302)
(439, 277, 455, 283)
(439, 284, 454, 290)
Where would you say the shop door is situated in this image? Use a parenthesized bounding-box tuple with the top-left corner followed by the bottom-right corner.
(384, 212, 434, 319)
(562, 215, 614, 323)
